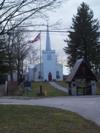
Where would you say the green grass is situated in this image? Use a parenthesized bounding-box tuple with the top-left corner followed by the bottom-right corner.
(14, 81, 100, 96)
(23, 81, 68, 97)
(57, 81, 100, 95)
(97, 88, 100, 95)
(0, 105, 100, 133)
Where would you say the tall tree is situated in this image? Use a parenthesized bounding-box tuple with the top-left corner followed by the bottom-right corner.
(0, 34, 9, 74)
(6, 28, 17, 81)
(64, 2, 100, 70)
(11, 27, 30, 82)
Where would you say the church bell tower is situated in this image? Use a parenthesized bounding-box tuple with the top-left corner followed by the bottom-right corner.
(42, 25, 57, 81)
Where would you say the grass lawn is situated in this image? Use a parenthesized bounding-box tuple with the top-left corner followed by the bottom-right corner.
(23, 81, 68, 97)
(57, 80, 100, 95)
(0, 105, 100, 133)
(96, 82, 100, 95)
(16, 80, 100, 97)
(96, 89, 100, 95)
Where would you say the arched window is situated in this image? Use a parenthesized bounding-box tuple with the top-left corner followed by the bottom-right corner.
(56, 71, 60, 79)
(38, 71, 41, 79)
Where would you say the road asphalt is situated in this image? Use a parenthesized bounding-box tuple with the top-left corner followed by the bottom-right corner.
(0, 96, 100, 126)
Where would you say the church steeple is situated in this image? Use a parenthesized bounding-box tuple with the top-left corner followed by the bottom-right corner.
(46, 25, 51, 51)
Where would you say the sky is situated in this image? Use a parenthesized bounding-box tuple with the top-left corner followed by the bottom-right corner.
(27, 0, 100, 74)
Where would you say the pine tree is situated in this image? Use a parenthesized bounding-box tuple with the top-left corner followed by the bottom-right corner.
(0, 34, 9, 74)
(64, 2, 100, 70)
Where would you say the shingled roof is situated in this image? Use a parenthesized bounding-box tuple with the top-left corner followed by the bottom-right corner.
(67, 58, 97, 82)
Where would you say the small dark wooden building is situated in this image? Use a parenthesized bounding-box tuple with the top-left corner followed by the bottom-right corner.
(67, 58, 97, 95)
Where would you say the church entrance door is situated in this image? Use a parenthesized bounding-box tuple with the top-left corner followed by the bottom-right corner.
(48, 72, 52, 81)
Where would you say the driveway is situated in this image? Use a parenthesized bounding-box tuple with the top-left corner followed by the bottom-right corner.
(0, 96, 100, 126)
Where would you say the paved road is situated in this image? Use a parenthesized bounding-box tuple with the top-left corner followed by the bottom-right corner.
(0, 96, 100, 126)
(49, 82, 68, 93)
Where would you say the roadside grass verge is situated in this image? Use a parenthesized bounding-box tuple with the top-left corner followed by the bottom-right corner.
(0, 105, 100, 133)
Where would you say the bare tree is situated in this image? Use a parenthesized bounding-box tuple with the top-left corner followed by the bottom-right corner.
(0, 0, 63, 35)
(6, 29, 16, 80)
(27, 47, 39, 64)
(4, 25, 30, 82)
(12, 27, 30, 82)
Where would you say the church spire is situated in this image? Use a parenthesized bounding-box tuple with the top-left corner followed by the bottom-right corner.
(46, 24, 51, 51)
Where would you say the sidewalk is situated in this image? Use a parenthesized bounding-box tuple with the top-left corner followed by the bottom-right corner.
(49, 81, 68, 93)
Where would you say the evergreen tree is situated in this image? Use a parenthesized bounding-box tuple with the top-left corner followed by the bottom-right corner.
(0, 47, 8, 83)
(0, 34, 9, 74)
(64, 2, 100, 70)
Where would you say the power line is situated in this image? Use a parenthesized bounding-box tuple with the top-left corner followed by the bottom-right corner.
(16, 29, 68, 33)
(18, 24, 69, 33)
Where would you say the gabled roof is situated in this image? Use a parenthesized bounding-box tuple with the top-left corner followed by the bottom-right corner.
(67, 58, 97, 82)
(67, 59, 83, 82)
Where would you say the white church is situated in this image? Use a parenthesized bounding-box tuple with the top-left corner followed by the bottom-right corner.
(27, 26, 63, 81)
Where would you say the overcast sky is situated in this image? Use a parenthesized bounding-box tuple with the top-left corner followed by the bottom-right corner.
(28, 0, 100, 74)
(46, 0, 100, 53)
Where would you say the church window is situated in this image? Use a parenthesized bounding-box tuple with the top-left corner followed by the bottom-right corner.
(47, 54, 51, 60)
(38, 71, 41, 79)
(56, 71, 60, 79)
(34, 67, 37, 72)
